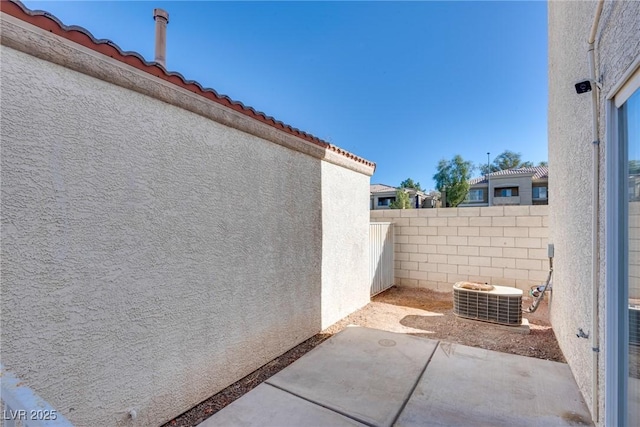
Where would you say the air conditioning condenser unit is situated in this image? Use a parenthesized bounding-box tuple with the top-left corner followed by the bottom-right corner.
(453, 282, 523, 326)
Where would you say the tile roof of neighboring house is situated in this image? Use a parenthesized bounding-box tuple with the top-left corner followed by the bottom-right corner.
(1, 0, 375, 169)
(370, 184, 398, 193)
(370, 184, 430, 197)
(469, 166, 549, 185)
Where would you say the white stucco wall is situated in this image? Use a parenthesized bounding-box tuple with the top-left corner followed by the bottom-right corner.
(0, 44, 320, 425)
(548, 2, 597, 418)
(0, 23, 373, 426)
(321, 161, 371, 328)
(548, 1, 640, 424)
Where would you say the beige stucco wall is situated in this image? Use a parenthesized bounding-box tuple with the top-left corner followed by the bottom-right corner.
(548, 1, 595, 415)
(0, 20, 372, 427)
(548, 1, 640, 424)
(370, 206, 549, 292)
(321, 162, 371, 328)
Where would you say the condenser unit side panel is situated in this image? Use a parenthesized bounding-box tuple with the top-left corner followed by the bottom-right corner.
(453, 286, 522, 326)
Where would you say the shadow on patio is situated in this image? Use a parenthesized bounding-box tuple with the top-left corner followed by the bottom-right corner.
(199, 326, 592, 427)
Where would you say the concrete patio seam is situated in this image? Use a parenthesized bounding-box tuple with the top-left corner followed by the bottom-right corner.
(262, 381, 377, 427)
(389, 340, 441, 427)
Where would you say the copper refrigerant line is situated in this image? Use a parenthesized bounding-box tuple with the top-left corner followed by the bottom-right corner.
(523, 247, 554, 314)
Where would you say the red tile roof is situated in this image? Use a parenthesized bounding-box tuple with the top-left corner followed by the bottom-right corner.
(1, 0, 375, 170)
(469, 166, 548, 185)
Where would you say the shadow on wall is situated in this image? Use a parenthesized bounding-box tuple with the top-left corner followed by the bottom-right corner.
(0, 42, 326, 426)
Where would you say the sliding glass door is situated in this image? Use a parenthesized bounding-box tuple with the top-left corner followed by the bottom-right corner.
(621, 86, 640, 426)
(609, 74, 640, 426)
(608, 65, 640, 427)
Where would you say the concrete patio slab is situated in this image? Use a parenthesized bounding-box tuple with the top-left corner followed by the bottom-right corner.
(395, 341, 593, 427)
(265, 327, 439, 427)
(197, 383, 367, 427)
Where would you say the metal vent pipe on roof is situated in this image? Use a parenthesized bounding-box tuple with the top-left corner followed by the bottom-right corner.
(153, 8, 169, 68)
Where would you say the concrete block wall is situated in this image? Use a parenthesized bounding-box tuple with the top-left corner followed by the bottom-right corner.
(370, 206, 549, 292)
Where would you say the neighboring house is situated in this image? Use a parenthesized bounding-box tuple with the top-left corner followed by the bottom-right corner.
(549, 1, 639, 426)
(0, 2, 375, 426)
(459, 166, 548, 207)
(370, 184, 436, 209)
(630, 172, 640, 202)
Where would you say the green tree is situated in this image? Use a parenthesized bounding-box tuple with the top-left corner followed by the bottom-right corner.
(433, 155, 474, 207)
(389, 189, 412, 209)
(494, 150, 527, 170)
(538, 161, 548, 167)
(479, 150, 544, 175)
(399, 178, 422, 191)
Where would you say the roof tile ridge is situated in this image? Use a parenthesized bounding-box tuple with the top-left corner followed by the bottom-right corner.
(3, 0, 376, 169)
(6, 1, 164, 72)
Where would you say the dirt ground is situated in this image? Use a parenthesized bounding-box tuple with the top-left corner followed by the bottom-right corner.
(164, 286, 563, 427)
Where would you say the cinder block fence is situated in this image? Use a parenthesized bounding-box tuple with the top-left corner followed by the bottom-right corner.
(371, 206, 550, 292)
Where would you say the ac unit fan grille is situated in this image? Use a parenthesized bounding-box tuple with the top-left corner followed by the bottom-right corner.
(453, 285, 522, 326)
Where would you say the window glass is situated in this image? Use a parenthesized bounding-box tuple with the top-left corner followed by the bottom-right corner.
(621, 87, 639, 426)
(467, 189, 483, 201)
(378, 197, 394, 207)
(533, 187, 548, 199)
(494, 187, 519, 197)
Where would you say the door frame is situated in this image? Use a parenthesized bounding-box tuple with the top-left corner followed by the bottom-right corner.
(605, 56, 640, 427)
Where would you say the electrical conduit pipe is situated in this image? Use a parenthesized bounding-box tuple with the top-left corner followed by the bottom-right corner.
(588, 0, 604, 423)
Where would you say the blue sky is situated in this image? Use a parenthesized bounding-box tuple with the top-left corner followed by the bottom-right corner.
(22, 0, 548, 191)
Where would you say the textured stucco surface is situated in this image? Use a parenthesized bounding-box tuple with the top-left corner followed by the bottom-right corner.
(548, 1, 640, 424)
(548, 2, 597, 419)
(371, 206, 549, 292)
(321, 161, 371, 329)
(0, 11, 374, 178)
(0, 42, 371, 426)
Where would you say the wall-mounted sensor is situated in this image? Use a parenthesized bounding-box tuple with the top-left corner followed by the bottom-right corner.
(575, 80, 592, 94)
